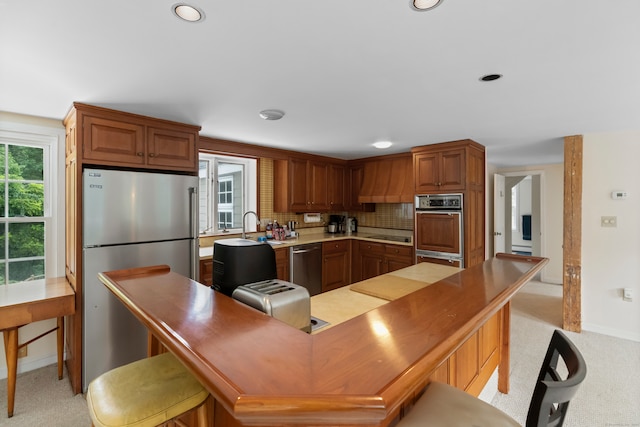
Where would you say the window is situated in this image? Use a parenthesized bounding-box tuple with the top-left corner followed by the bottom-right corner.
(0, 133, 52, 284)
(199, 153, 257, 234)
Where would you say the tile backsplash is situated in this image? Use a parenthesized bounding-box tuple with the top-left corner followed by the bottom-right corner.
(260, 158, 414, 231)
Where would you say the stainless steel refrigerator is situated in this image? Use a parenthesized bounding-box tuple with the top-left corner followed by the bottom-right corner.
(82, 168, 198, 391)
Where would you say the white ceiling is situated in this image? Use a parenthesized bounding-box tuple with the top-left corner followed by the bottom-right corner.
(1, 0, 639, 167)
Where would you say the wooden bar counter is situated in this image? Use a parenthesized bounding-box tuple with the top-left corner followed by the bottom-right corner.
(98, 254, 547, 427)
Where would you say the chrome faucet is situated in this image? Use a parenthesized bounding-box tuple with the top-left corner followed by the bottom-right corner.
(242, 210, 259, 239)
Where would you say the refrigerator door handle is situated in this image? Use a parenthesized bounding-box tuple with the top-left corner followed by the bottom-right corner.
(189, 186, 199, 280)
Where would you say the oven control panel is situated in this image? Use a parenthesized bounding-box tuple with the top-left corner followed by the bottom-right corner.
(416, 194, 463, 210)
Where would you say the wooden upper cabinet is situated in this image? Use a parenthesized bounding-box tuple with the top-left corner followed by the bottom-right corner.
(412, 139, 485, 195)
(358, 154, 413, 203)
(345, 163, 375, 212)
(327, 163, 346, 211)
(414, 148, 465, 193)
(146, 126, 198, 170)
(82, 115, 145, 166)
(308, 160, 329, 211)
(274, 157, 331, 212)
(68, 103, 200, 173)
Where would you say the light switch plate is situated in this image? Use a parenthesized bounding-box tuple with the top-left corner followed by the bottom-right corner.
(601, 216, 617, 227)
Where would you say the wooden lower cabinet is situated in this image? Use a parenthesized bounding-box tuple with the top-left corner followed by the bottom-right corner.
(199, 258, 213, 287)
(322, 240, 350, 292)
(353, 241, 414, 282)
(450, 309, 501, 396)
(275, 247, 290, 282)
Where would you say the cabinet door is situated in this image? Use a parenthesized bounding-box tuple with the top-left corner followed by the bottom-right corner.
(288, 158, 310, 212)
(414, 148, 465, 193)
(328, 164, 346, 211)
(199, 258, 213, 286)
(275, 247, 290, 281)
(414, 151, 440, 193)
(322, 241, 350, 292)
(346, 164, 374, 212)
(452, 331, 480, 391)
(308, 160, 329, 210)
(358, 242, 385, 281)
(384, 245, 413, 273)
(439, 149, 465, 191)
(147, 126, 197, 172)
(82, 115, 145, 166)
(415, 212, 461, 254)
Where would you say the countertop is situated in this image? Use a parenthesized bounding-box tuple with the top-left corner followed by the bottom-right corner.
(98, 254, 548, 426)
(199, 228, 413, 260)
(310, 262, 461, 333)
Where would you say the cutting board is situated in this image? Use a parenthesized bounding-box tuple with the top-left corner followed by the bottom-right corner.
(350, 275, 431, 301)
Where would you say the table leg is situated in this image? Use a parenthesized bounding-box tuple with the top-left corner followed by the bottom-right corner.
(57, 317, 64, 380)
(3, 328, 18, 417)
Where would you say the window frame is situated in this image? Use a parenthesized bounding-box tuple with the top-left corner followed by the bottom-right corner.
(199, 153, 257, 235)
(0, 120, 63, 284)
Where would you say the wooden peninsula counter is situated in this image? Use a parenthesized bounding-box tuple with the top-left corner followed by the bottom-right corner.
(98, 254, 547, 427)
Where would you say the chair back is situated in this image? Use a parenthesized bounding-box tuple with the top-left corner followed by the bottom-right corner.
(526, 329, 587, 427)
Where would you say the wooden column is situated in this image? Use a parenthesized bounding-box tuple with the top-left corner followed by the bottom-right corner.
(563, 135, 583, 332)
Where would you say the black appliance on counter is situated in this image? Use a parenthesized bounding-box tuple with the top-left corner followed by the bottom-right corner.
(328, 214, 346, 233)
(212, 238, 277, 296)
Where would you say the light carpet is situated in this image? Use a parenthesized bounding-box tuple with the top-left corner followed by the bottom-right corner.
(491, 280, 640, 426)
(1, 280, 639, 426)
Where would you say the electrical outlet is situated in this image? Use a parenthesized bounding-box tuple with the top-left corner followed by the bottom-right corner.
(601, 216, 617, 227)
(18, 346, 28, 358)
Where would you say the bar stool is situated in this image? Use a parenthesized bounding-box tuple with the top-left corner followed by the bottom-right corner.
(398, 330, 586, 427)
(86, 352, 210, 427)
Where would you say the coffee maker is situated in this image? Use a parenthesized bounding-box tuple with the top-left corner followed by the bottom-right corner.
(328, 215, 345, 233)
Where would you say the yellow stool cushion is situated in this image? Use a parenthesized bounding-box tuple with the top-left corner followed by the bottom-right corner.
(399, 381, 520, 427)
(86, 352, 209, 427)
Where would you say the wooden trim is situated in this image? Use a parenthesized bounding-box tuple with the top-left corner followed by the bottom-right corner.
(563, 135, 583, 332)
(200, 136, 347, 164)
(498, 301, 511, 393)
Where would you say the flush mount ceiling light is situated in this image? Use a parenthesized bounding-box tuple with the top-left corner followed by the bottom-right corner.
(172, 3, 205, 22)
(259, 109, 285, 121)
(412, 0, 444, 11)
(373, 141, 393, 149)
(480, 73, 503, 82)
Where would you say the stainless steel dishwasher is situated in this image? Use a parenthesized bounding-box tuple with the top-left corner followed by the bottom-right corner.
(290, 243, 322, 296)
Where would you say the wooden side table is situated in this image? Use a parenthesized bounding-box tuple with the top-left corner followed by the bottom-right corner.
(0, 277, 75, 418)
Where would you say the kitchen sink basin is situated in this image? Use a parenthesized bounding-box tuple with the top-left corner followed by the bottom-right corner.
(310, 316, 329, 332)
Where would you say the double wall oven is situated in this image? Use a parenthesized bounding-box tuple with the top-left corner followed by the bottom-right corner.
(415, 193, 464, 267)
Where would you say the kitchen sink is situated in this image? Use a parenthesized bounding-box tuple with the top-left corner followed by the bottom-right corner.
(310, 316, 329, 332)
(366, 235, 411, 243)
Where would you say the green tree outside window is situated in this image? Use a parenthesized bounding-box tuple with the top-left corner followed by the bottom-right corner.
(0, 143, 45, 284)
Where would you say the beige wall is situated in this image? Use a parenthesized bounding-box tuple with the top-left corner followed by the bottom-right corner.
(582, 131, 640, 341)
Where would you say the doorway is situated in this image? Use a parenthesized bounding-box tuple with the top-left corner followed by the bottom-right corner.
(493, 170, 546, 279)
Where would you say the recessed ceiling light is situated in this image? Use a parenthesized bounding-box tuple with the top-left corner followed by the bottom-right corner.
(373, 141, 393, 149)
(172, 3, 204, 22)
(480, 74, 503, 82)
(259, 109, 285, 120)
(412, 0, 444, 11)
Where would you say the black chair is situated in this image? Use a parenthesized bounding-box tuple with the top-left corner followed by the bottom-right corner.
(398, 329, 587, 427)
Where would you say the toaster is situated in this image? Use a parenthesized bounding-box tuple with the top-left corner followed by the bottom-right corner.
(232, 279, 311, 333)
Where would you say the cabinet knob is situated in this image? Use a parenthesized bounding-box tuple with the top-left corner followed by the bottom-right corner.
(136, 152, 144, 157)
(148, 153, 156, 158)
